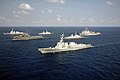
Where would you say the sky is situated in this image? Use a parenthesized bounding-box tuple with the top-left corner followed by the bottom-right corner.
(0, 0, 120, 26)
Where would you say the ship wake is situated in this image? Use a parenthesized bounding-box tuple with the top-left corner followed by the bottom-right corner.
(94, 42, 120, 48)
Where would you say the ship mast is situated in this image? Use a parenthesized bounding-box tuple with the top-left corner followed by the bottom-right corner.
(60, 33, 64, 43)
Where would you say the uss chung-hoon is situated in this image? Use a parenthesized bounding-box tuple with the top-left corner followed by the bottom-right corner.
(38, 34, 93, 54)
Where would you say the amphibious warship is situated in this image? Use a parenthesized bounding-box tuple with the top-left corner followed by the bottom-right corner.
(12, 33, 43, 41)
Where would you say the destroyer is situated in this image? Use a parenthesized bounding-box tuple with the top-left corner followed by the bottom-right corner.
(38, 34, 93, 54)
(38, 30, 53, 35)
(3, 28, 26, 36)
(80, 28, 101, 36)
(64, 32, 84, 40)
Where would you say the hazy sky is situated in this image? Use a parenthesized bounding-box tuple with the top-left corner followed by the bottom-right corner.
(0, 0, 120, 26)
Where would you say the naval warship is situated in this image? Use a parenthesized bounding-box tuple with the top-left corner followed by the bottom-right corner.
(38, 34, 93, 54)
(12, 33, 43, 41)
(64, 32, 84, 40)
(80, 28, 101, 36)
(38, 30, 53, 35)
(3, 28, 26, 36)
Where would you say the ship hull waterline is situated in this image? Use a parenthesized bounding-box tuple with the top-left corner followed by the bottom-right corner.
(80, 33, 101, 36)
(12, 36, 44, 41)
(38, 46, 93, 54)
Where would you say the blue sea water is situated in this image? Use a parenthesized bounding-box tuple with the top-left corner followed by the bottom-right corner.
(0, 27, 120, 80)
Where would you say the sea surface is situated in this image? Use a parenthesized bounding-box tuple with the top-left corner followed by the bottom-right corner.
(0, 27, 120, 80)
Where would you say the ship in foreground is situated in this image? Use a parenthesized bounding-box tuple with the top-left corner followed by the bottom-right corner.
(80, 28, 101, 36)
(3, 28, 26, 36)
(38, 30, 53, 35)
(38, 34, 93, 54)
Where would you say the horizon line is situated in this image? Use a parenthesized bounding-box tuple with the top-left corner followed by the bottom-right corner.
(0, 25, 120, 27)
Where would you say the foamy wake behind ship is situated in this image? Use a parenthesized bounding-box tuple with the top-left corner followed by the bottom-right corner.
(38, 34, 93, 54)
(3, 28, 25, 36)
(80, 28, 101, 36)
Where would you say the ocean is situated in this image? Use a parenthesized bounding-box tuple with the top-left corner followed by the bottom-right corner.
(0, 27, 120, 80)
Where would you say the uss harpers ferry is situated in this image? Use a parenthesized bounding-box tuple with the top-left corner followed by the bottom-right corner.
(38, 34, 93, 54)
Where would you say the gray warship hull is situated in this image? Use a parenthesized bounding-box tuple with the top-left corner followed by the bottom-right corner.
(38, 45, 93, 54)
(12, 36, 43, 41)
